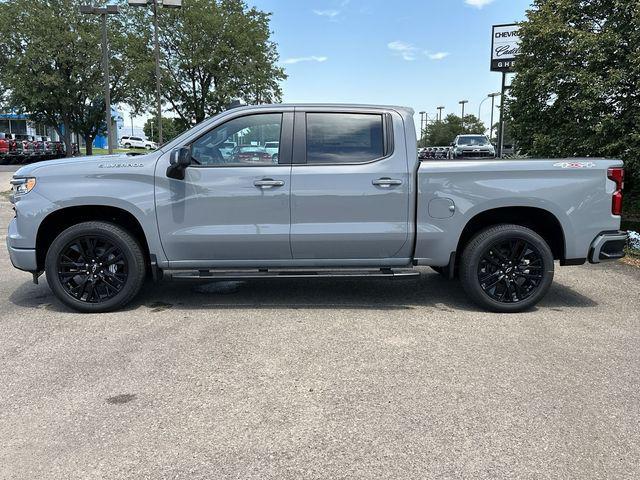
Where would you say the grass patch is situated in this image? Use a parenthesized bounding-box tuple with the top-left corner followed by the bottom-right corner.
(80, 148, 134, 155)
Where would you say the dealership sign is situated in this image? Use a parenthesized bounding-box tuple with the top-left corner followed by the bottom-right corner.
(491, 24, 520, 72)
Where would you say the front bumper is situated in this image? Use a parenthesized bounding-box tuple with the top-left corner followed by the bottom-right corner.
(588, 231, 628, 264)
(454, 150, 496, 159)
(7, 216, 38, 272)
(7, 245, 38, 272)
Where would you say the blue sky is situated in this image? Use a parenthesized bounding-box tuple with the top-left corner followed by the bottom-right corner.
(250, 0, 532, 129)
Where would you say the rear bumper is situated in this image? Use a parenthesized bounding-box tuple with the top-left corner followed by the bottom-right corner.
(588, 231, 628, 264)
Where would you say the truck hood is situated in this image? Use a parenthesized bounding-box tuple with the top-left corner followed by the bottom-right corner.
(14, 153, 154, 177)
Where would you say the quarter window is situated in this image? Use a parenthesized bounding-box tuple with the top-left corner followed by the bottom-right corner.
(191, 113, 282, 166)
(306, 113, 385, 164)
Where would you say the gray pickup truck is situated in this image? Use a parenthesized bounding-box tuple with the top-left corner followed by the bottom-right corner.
(6, 104, 628, 313)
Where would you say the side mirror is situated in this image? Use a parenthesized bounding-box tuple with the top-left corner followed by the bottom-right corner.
(167, 147, 191, 179)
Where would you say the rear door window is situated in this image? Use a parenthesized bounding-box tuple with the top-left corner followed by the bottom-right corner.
(306, 113, 385, 164)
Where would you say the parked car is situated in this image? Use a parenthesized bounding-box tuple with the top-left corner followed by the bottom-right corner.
(0, 133, 9, 163)
(451, 134, 496, 159)
(7, 104, 627, 313)
(264, 141, 279, 158)
(6, 134, 36, 164)
(119, 136, 156, 150)
(218, 141, 236, 159)
(230, 145, 274, 164)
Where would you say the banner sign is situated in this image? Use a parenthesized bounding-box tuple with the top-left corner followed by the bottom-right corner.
(491, 24, 520, 72)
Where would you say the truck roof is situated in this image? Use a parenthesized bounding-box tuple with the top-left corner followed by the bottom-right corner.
(228, 103, 415, 116)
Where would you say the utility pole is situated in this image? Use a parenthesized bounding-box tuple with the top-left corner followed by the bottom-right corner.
(437, 106, 445, 121)
(419, 111, 426, 147)
(152, 0, 162, 144)
(80, 4, 119, 154)
(129, 0, 183, 146)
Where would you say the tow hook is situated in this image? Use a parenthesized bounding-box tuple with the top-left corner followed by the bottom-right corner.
(32, 270, 44, 285)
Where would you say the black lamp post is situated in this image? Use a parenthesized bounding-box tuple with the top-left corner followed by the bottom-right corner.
(80, 4, 119, 154)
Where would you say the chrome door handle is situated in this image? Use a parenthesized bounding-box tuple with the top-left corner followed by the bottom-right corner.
(254, 178, 285, 188)
(372, 178, 403, 187)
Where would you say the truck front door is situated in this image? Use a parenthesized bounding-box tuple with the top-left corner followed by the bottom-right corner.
(290, 109, 411, 262)
(155, 111, 293, 266)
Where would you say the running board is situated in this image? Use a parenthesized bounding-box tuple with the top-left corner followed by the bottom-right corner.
(165, 268, 420, 281)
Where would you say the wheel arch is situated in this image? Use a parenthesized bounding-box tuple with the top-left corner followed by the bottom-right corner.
(35, 205, 151, 271)
(456, 206, 566, 263)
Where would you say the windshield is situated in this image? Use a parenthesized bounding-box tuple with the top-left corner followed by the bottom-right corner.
(457, 136, 490, 146)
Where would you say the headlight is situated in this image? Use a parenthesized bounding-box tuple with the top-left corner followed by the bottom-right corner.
(11, 177, 37, 196)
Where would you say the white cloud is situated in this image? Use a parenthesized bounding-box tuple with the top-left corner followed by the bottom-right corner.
(388, 41, 419, 61)
(427, 52, 450, 60)
(313, 9, 340, 18)
(282, 56, 328, 65)
(465, 0, 495, 8)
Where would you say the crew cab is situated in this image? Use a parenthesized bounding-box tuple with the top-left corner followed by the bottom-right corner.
(7, 104, 627, 313)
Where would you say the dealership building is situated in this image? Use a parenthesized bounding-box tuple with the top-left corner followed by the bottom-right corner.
(0, 108, 124, 149)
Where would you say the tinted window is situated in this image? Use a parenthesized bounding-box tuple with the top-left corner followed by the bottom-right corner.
(191, 113, 282, 166)
(306, 113, 384, 164)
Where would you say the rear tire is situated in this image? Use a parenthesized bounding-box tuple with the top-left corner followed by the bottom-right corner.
(459, 224, 554, 313)
(45, 222, 146, 313)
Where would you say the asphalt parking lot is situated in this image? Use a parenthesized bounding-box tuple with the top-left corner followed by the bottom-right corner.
(1, 168, 639, 479)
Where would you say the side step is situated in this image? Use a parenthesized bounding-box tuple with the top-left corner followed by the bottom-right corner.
(165, 268, 420, 281)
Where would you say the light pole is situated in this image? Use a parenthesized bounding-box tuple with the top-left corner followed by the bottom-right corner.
(128, 0, 182, 145)
(459, 100, 468, 130)
(478, 92, 501, 137)
(419, 111, 426, 146)
(437, 106, 445, 121)
(80, 4, 119, 154)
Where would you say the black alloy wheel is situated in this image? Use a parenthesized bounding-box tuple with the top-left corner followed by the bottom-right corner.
(477, 238, 544, 304)
(460, 224, 554, 313)
(57, 235, 128, 303)
(45, 222, 146, 312)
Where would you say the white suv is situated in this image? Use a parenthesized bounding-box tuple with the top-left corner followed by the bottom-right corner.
(119, 136, 157, 150)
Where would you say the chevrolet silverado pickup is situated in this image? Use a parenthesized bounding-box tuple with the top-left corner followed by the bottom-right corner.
(6, 104, 628, 313)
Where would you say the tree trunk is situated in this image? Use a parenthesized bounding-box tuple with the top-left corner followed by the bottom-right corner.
(85, 134, 94, 156)
(57, 122, 73, 158)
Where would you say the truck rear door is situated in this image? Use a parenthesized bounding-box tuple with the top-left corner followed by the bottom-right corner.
(289, 108, 411, 262)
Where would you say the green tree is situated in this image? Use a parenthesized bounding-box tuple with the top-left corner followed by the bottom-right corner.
(0, 0, 147, 155)
(143, 117, 181, 144)
(422, 114, 486, 147)
(508, 0, 640, 190)
(149, 0, 286, 125)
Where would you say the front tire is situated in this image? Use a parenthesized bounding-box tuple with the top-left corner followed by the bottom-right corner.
(459, 224, 554, 313)
(45, 222, 146, 313)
